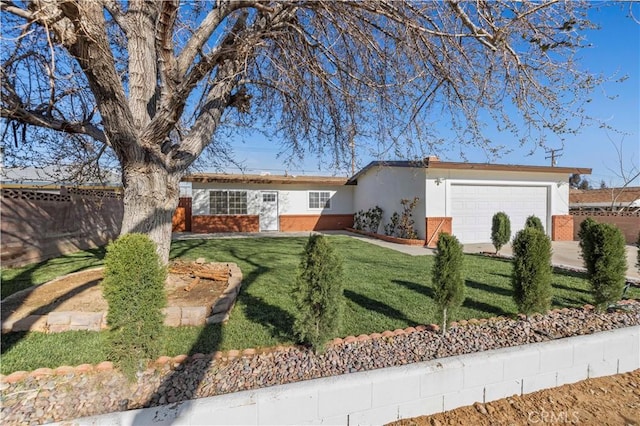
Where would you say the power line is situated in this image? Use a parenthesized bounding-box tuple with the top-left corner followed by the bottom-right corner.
(545, 148, 563, 167)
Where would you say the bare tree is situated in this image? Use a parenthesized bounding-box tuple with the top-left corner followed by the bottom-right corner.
(604, 135, 640, 212)
(1, 0, 611, 262)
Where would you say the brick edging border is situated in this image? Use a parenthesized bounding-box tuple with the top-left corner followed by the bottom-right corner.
(3, 300, 637, 385)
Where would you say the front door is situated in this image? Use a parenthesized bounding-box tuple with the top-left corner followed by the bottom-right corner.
(259, 191, 278, 231)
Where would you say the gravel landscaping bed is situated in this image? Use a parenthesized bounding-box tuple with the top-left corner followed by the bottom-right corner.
(1, 300, 639, 425)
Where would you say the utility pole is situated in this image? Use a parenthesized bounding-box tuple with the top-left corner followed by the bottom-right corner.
(545, 148, 563, 167)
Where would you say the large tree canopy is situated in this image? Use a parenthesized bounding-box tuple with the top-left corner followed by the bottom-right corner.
(1, 0, 605, 262)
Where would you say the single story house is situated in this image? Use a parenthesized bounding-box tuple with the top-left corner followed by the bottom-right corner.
(183, 157, 591, 246)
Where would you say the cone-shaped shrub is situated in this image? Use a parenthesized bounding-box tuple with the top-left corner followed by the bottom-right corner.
(491, 212, 511, 254)
(511, 227, 553, 315)
(432, 233, 465, 334)
(293, 234, 344, 353)
(578, 217, 598, 275)
(578, 220, 627, 310)
(102, 233, 167, 379)
(525, 215, 544, 232)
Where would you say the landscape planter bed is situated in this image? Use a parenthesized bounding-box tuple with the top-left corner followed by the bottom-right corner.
(0, 262, 243, 334)
(1, 299, 639, 425)
(346, 228, 425, 246)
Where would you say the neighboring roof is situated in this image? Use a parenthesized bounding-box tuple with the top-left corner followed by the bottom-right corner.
(183, 173, 349, 186)
(570, 187, 640, 208)
(347, 157, 592, 184)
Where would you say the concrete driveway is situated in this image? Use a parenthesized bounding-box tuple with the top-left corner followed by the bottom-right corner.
(463, 241, 639, 281)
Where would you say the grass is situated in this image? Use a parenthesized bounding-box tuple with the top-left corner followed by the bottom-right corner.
(0, 247, 106, 299)
(2, 236, 638, 374)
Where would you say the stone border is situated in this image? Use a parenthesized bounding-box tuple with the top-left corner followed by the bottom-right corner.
(346, 228, 425, 246)
(0, 263, 242, 334)
(2, 300, 636, 385)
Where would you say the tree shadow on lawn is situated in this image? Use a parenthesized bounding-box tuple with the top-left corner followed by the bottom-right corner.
(392, 279, 435, 299)
(135, 240, 297, 422)
(462, 297, 511, 317)
(465, 280, 512, 297)
(344, 289, 412, 325)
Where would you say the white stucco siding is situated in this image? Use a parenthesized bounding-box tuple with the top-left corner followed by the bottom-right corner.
(354, 166, 427, 238)
(190, 182, 353, 216)
(424, 169, 571, 243)
(425, 170, 571, 217)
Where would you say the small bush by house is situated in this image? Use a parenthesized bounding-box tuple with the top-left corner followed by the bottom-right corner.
(491, 212, 511, 254)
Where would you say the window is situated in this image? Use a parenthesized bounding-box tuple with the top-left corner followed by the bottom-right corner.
(262, 193, 276, 202)
(209, 190, 247, 215)
(308, 191, 331, 209)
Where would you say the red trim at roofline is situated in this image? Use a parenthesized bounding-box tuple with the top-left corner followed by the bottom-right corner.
(183, 173, 349, 186)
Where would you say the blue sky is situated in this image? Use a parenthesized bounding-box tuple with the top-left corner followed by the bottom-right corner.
(222, 4, 639, 186)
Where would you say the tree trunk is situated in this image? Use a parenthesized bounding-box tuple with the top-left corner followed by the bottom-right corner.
(119, 163, 180, 264)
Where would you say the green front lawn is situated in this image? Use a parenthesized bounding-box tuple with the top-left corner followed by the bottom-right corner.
(2, 236, 637, 374)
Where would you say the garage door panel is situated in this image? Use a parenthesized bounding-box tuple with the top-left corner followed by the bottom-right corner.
(451, 185, 548, 244)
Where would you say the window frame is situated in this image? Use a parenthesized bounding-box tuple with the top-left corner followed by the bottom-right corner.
(209, 190, 248, 215)
(308, 190, 332, 210)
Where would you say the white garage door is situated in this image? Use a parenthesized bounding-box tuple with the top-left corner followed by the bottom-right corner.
(451, 184, 549, 244)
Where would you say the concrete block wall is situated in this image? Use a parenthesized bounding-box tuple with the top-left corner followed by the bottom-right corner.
(70, 326, 639, 426)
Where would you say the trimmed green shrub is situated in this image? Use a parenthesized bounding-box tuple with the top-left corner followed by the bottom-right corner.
(293, 234, 344, 353)
(524, 215, 544, 232)
(432, 233, 465, 334)
(102, 234, 167, 379)
(578, 217, 598, 275)
(491, 212, 511, 254)
(578, 220, 627, 310)
(511, 227, 553, 315)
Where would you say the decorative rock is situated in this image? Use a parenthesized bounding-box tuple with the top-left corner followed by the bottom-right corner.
(181, 306, 208, 326)
(69, 312, 103, 331)
(344, 336, 357, 344)
(392, 329, 405, 336)
(95, 362, 114, 372)
(457, 320, 468, 326)
(357, 334, 371, 342)
(192, 353, 207, 360)
(242, 348, 256, 357)
(3, 371, 28, 383)
(429, 324, 441, 332)
(211, 296, 234, 314)
(227, 350, 241, 359)
(414, 325, 427, 332)
(404, 327, 417, 334)
(47, 312, 71, 326)
(173, 354, 189, 365)
(162, 307, 182, 327)
(195, 257, 206, 264)
(30, 368, 54, 378)
(212, 351, 223, 360)
(155, 356, 172, 366)
(381, 330, 394, 338)
(331, 338, 344, 345)
(369, 333, 383, 339)
(54, 366, 75, 376)
(74, 364, 94, 374)
(206, 312, 229, 324)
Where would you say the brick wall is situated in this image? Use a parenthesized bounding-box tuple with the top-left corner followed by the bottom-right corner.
(551, 215, 574, 241)
(192, 215, 259, 233)
(172, 197, 192, 232)
(279, 214, 354, 232)
(571, 212, 640, 244)
(1, 188, 123, 267)
(425, 217, 452, 248)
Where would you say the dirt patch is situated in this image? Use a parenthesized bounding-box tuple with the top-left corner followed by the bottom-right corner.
(389, 370, 640, 426)
(1, 262, 229, 325)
